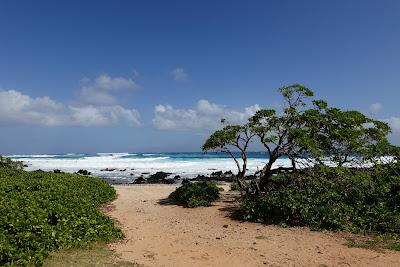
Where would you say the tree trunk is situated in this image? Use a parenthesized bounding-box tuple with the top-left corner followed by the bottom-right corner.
(290, 157, 296, 171)
(236, 171, 247, 191)
(258, 159, 275, 191)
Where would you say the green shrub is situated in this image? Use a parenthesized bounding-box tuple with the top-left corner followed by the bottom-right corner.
(239, 165, 400, 234)
(169, 181, 221, 207)
(230, 180, 251, 191)
(0, 168, 123, 266)
(0, 156, 23, 170)
(230, 181, 242, 191)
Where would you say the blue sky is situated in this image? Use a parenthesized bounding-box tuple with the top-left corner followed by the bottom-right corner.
(0, 0, 399, 153)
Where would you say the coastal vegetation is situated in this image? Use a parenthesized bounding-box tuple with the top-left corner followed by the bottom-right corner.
(202, 84, 400, 240)
(169, 181, 221, 207)
(203, 84, 395, 192)
(0, 162, 123, 266)
(0, 156, 23, 170)
(239, 165, 400, 234)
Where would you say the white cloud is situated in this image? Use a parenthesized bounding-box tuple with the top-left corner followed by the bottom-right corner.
(69, 105, 140, 127)
(171, 68, 188, 81)
(152, 100, 260, 130)
(369, 103, 382, 114)
(79, 74, 137, 105)
(0, 74, 141, 127)
(387, 117, 400, 132)
(0, 90, 66, 126)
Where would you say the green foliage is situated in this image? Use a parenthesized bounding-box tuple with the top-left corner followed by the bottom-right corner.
(0, 168, 123, 266)
(239, 165, 400, 234)
(230, 181, 242, 191)
(302, 101, 392, 165)
(202, 125, 244, 151)
(0, 156, 23, 170)
(230, 180, 250, 191)
(346, 236, 400, 251)
(202, 124, 255, 191)
(203, 83, 395, 191)
(169, 182, 221, 208)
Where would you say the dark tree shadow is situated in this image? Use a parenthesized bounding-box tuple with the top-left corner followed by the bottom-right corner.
(216, 192, 244, 220)
(157, 198, 182, 206)
(218, 205, 243, 221)
(157, 191, 243, 213)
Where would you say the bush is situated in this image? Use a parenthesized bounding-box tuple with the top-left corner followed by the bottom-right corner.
(230, 180, 251, 191)
(169, 181, 221, 207)
(0, 156, 23, 170)
(230, 181, 242, 191)
(239, 165, 400, 234)
(0, 168, 123, 266)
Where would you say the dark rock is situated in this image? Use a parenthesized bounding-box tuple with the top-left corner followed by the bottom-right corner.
(210, 170, 234, 180)
(101, 168, 117, 171)
(147, 171, 171, 183)
(77, 169, 91, 176)
(23, 164, 28, 167)
(133, 176, 146, 184)
(152, 171, 171, 179)
(224, 170, 233, 176)
(173, 175, 181, 180)
(223, 170, 234, 179)
(191, 171, 238, 182)
(53, 169, 63, 174)
(193, 174, 208, 181)
(181, 178, 191, 185)
(211, 171, 223, 177)
(33, 169, 45, 173)
(130, 173, 134, 176)
(120, 169, 127, 171)
(163, 178, 175, 184)
(141, 172, 150, 175)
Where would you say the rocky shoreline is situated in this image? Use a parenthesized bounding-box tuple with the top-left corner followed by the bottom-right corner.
(36, 168, 250, 184)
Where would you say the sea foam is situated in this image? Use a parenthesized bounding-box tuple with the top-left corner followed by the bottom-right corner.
(9, 152, 285, 183)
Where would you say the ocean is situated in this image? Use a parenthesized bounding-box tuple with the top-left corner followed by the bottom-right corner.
(8, 152, 293, 183)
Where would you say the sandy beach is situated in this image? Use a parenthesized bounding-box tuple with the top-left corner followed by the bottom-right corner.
(106, 184, 400, 267)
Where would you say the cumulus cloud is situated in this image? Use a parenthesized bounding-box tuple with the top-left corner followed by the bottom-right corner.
(79, 74, 137, 105)
(369, 103, 382, 114)
(171, 68, 188, 81)
(0, 74, 141, 127)
(386, 117, 400, 132)
(152, 100, 260, 130)
(68, 105, 140, 127)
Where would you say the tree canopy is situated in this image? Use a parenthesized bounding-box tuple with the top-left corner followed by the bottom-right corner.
(202, 124, 255, 190)
(202, 84, 397, 192)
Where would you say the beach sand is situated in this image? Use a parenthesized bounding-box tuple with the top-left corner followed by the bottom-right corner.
(106, 184, 400, 267)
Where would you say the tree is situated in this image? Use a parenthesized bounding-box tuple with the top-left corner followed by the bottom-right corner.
(303, 100, 392, 167)
(203, 83, 397, 193)
(248, 84, 314, 189)
(202, 124, 255, 191)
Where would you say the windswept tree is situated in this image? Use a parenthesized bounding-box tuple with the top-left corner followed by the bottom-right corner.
(202, 124, 255, 190)
(203, 83, 397, 193)
(248, 84, 315, 189)
(303, 100, 392, 167)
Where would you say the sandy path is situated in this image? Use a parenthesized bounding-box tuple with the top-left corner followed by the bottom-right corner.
(107, 184, 400, 267)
